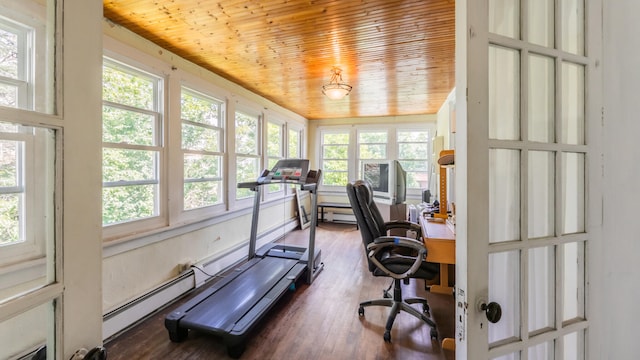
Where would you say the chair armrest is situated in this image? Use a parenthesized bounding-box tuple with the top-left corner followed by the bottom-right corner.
(367, 236, 427, 280)
(383, 221, 422, 238)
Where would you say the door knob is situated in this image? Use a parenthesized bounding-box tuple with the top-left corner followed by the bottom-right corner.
(480, 301, 502, 323)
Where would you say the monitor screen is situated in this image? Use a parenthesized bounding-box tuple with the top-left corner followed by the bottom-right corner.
(363, 163, 389, 193)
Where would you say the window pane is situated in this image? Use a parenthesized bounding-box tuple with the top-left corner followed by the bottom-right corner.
(235, 112, 258, 154)
(0, 300, 56, 359)
(528, 341, 554, 360)
(323, 145, 347, 159)
(528, 151, 555, 238)
(0, 27, 19, 78)
(563, 241, 585, 321)
(181, 90, 221, 126)
(563, 330, 585, 360)
(103, 64, 155, 110)
(359, 144, 385, 159)
(562, 152, 585, 234)
(528, 0, 554, 47)
(267, 122, 282, 157)
(528, 54, 555, 143)
(528, 246, 555, 333)
(103, 184, 156, 225)
(0, 83, 17, 108)
(103, 106, 155, 146)
(489, 250, 521, 344)
(489, 149, 520, 243)
(236, 156, 259, 199)
(103, 148, 156, 182)
(489, 46, 520, 140)
(399, 143, 429, 159)
(323, 160, 347, 172)
(184, 181, 222, 210)
(182, 123, 220, 151)
(359, 131, 387, 143)
(0, 193, 21, 245)
(288, 129, 300, 158)
(0, 139, 18, 187)
(184, 154, 220, 179)
(489, 0, 519, 39)
(561, 62, 585, 145)
(323, 132, 349, 144)
(397, 130, 429, 142)
(560, 0, 585, 56)
(322, 171, 348, 186)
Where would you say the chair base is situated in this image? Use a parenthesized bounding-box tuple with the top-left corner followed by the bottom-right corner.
(358, 279, 438, 342)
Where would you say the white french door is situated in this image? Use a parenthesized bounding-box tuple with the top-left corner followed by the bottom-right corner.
(456, 0, 602, 358)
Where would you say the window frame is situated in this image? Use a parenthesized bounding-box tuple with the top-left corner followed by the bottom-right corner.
(101, 54, 167, 240)
(180, 85, 226, 213)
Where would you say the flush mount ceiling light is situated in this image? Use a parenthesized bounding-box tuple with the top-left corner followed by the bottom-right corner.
(322, 67, 352, 100)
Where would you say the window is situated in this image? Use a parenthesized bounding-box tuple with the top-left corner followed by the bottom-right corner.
(0, 2, 59, 358)
(181, 87, 224, 210)
(0, 17, 31, 109)
(397, 130, 430, 189)
(102, 59, 163, 226)
(235, 110, 260, 199)
(357, 130, 388, 177)
(321, 131, 350, 187)
(318, 124, 432, 196)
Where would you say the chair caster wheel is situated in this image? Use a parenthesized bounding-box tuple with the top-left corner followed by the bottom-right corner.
(384, 330, 391, 343)
(430, 328, 438, 339)
(358, 306, 365, 317)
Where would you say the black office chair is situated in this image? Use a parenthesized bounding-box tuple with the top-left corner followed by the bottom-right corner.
(346, 180, 439, 342)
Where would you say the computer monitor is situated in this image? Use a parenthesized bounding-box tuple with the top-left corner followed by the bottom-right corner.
(361, 160, 406, 205)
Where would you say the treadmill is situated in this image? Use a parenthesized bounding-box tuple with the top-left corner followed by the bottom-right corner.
(164, 159, 323, 358)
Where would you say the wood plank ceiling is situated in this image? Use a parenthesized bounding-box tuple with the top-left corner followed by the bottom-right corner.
(103, 0, 455, 120)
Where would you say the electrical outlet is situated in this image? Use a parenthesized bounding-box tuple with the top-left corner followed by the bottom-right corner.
(178, 260, 194, 273)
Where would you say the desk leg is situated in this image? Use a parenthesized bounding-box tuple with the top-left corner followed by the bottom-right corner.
(429, 263, 453, 295)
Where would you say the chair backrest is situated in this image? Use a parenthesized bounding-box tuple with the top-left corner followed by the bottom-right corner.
(346, 180, 388, 272)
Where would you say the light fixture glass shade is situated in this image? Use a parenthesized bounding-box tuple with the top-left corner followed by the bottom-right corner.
(322, 83, 352, 100)
(322, 67, 352, 100)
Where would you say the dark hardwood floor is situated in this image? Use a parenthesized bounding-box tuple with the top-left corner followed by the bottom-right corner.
(105, 222, 455, 360)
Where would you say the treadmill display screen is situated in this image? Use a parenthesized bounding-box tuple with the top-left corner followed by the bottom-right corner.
(272, 167, 303, 179)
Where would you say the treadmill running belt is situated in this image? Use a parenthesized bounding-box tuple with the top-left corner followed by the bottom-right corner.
(180, 257, 298, 333)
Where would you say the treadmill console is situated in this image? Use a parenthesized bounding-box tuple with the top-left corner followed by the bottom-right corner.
(263, 159, 310, 183)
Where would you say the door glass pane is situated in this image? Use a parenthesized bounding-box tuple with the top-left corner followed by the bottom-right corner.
(562, 152, 585, 234)
(528, 54, 555, 143)
(528, 341, 554, 360)
(528, 0, 554, 47)
(0, 299, 56, 359)
(489, 0, 519, 39)
(564, 330, 585, 360)
(563, 241, 585, 321)
(560, 0, 585, 55)
(561, 62, 585, 145)
(528, 246, 555, 332)
(528, 151, 555, 238)
(489, 149, 520, 243)
(489, 46, 520, 140)
(489, 251, 520, 344)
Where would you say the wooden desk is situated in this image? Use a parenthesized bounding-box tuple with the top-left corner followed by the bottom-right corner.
(419, 214, 455, 295)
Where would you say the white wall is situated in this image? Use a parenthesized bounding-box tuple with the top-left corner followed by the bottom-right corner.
(600, 1, 640, 358)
